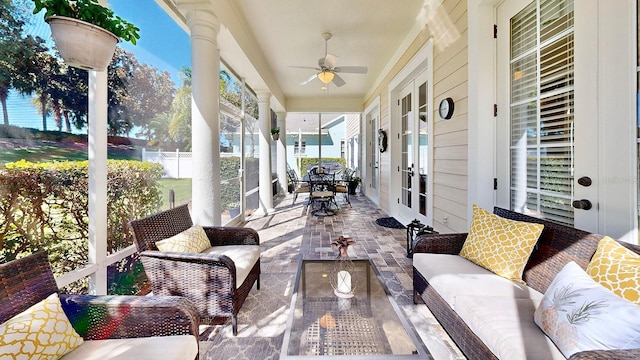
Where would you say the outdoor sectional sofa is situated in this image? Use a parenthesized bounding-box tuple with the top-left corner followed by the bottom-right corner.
(0, 251, 200, 359)
(412, 207, 640, 360)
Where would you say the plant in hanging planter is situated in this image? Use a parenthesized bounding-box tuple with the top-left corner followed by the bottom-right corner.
(31, 0, 141, 71)
(271, 127, 280, 140)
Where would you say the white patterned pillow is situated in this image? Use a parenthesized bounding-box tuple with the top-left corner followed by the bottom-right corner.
(534, 261, 640, 358)
(156, 225, 210, 253)
(0, 293, 84, 358)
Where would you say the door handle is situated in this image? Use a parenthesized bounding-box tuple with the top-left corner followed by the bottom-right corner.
(577, 176, 592, 187)
(572, 199, 592, 210)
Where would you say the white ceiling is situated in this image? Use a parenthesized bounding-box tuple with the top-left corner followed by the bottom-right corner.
(166, 0, 425, 112)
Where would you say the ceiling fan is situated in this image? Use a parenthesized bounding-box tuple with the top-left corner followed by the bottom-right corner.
(291, 32, 368, 87)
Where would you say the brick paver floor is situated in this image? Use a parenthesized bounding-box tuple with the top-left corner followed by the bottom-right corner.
(199, 192, 464, 360)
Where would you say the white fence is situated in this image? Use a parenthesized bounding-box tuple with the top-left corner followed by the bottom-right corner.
(142, 149, 193, 178)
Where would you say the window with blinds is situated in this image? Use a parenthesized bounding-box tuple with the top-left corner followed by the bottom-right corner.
(509, 0, 575, 225)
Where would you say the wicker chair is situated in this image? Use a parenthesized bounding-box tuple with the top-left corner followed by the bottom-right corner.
(128, 204, 260, 335)
(0, 251, 200, 359)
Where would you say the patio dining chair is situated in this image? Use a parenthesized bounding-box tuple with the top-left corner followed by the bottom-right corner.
(333, 168, 353, 207)
(288, 169, 310, 205)
(308, 170, 337, 215)
(129, 204, 260, 335)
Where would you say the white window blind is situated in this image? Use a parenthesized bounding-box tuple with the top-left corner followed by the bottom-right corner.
(509, 0, 575, 225)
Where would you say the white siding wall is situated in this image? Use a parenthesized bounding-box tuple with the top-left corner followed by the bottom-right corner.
(364, 0, 469, 233)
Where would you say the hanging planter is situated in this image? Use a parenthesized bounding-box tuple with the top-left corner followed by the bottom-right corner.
(47, 16, 119, 71)
(271, 127, 280, 141)
(31, 0, 140, 71)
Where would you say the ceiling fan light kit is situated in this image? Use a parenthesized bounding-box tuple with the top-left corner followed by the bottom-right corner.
(318, 71, 335, 84)
(292, 32, 368, 88)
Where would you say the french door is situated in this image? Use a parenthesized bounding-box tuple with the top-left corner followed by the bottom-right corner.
(496, 0, 599, 230)
(398, 70, 431, 224)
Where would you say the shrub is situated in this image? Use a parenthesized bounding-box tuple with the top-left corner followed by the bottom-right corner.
(0, 159, 163, 294)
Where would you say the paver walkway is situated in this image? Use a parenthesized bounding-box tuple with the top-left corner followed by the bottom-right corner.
(199, 193, 465, 359)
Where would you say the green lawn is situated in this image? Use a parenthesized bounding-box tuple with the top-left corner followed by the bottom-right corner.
(158, 178, 192, 210)
(0, 145, 138, 164)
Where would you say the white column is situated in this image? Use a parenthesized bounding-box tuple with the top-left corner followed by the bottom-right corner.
(187, 10, 220, 226)
(277, 111, 287, 195)
(257, 91, 273, 214)
(88, 69, 108, 295)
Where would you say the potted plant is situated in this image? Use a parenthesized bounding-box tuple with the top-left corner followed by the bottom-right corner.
(31, 0, 140, 71)
(227, 201, 240, 218)
(348, 176, 360, 195)
(271, 127, 280, 141)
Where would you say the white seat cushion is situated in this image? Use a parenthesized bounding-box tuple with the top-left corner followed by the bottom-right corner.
(202, 245, 260, 288)
(413, 253, 541, 310)
(61, 335, 197, 360)
(455, 296, 565, 360)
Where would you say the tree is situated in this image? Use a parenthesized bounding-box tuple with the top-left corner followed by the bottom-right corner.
(51, 65, 88, 132)
(167, 67, 191, 150)
(106, 48, 174, 137)
(145, 111, 173, 148)
(31, 50, 60, 131)
(0, 0, 42, 126)
(149, 67, 261, 152)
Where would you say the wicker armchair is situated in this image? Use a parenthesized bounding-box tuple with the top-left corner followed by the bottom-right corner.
(128, 204, 261, 335)
(0, 251, 200, 359)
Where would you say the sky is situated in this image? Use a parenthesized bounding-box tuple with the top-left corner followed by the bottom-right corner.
(6, 0, 191, 134)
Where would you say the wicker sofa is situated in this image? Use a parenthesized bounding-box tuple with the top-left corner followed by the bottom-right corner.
(412, 207, 640, 360)
(129, 204, 261, 335)
(0, 251, 200, 359)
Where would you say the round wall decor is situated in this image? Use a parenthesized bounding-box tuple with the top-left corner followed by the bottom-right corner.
(438, 97, 455, 120)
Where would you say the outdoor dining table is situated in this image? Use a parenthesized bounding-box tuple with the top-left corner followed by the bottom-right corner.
(306, 170, 341, 216)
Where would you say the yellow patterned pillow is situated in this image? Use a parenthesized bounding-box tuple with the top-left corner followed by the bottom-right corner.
(156, 225, 210, 253)
(459, 205, 544, 283)
(586, 236, 640, 305)
(0, 293, 83, 358)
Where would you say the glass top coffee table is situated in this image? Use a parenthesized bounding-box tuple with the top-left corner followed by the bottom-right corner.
(281, 259, 430, 359)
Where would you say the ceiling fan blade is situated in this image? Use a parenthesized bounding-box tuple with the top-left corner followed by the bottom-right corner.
(324, 54, 339, 69)
(300, 73, 318, 85)
(290, 65, 320, 70)
(335, 66, 368, 74)
(332, 73, 346, 87)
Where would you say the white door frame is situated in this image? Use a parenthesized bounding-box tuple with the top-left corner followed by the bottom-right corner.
(388, 40, 433, 224)
(364, 97, 380, 205)
(469, 0, 637, 241)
